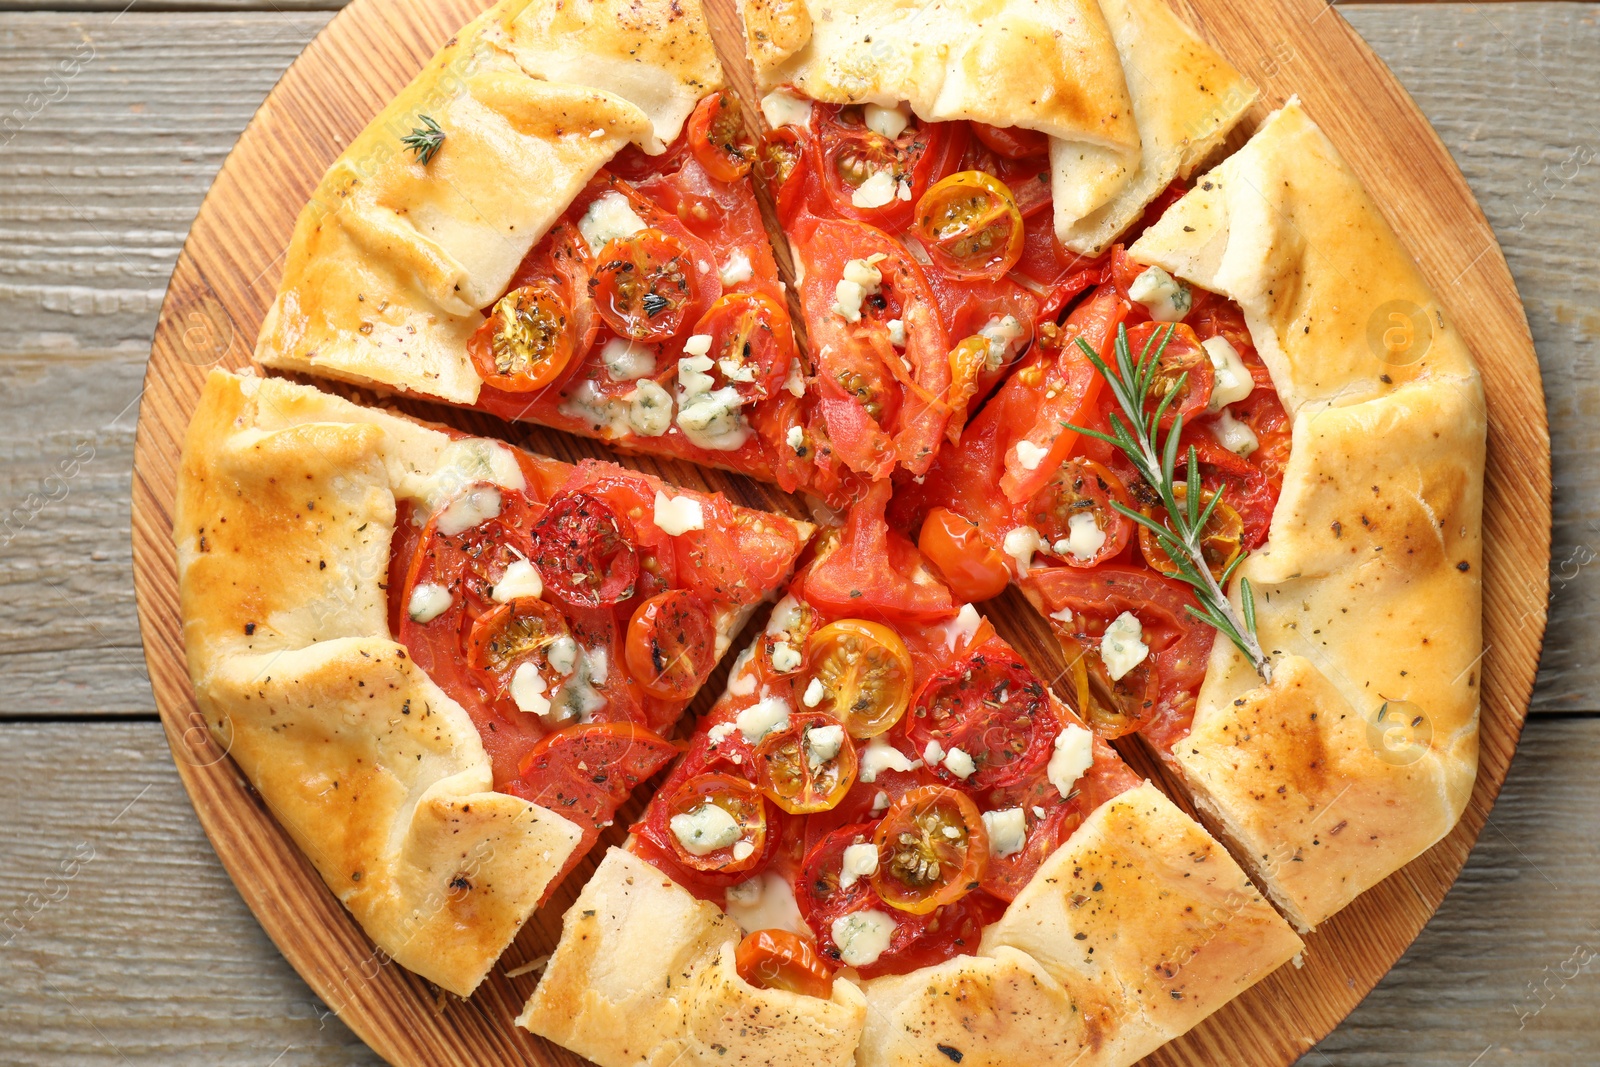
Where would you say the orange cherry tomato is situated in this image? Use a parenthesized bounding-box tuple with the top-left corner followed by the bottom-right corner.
(870, 786, 988, 915)
(734, 929, 834, 999)
(917, 506, 1010, 602)
(468, 283, 581, 392)
(464, 596, 570, 674)
(913, 171, 1025, 280)
(801, 620, 915, 739)
(687, 91, 754, 183)
(625, 590, 716, 700)
(663, 773, 769, 875)
(1137, 483, 1244, 581)
(1027, 458, 1135, 568)
(970, 122, 1049, 160)
(589, 229, 699, 342)
(1126, 321, 1214, 430)
(754, 711, 859, 814)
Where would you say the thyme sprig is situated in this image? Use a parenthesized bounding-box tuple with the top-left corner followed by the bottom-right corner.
(1068, 323, 1272, 682)
(402, 115, 445, 165)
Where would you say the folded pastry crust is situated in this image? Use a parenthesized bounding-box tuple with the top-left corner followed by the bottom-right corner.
(1128, 99, 1485, 930)
(740, 0, 1252, 257)
(521, 785, 1299, 1066)
(1051, 0, 1256, 255)
(254, 0, 723, 404)
(175, 370, 805, 994)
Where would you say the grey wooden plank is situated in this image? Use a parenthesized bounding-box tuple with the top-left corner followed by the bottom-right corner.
(0, 717, 1592, 1065)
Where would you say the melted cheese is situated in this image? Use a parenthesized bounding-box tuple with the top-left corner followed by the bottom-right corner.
(491, 559, 543, 603)
(1048, 725, 1094, 798)
(653, 491, 705, 536)
(578, 192, 646, 255)
(406, 583, 452, 624)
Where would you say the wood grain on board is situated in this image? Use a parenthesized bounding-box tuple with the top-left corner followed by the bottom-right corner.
(0, 0, 1581, 1064)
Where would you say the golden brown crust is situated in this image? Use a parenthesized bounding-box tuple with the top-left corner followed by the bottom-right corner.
(255, 0, 722, 404)
(1052, 0, 1255, 254)
(1129, 99, 1484, 930)
(740, 0, 1139, 152)
(176, 371, 808, 993)
(518, 847, 867, 1067)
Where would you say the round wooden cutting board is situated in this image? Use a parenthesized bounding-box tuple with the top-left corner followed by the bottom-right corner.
(130, 0, 1551, 1063)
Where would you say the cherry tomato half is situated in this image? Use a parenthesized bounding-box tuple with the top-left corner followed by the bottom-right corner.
(469, 283, 581, 392)
(1137, 483, 1245, 581)
(917, 506, 1010, 603)
(913, 171, 1025, 281)
(870, 786, 988, 915)
(531, 491, 639, 608)
(1028, 458, 1135, 568)
(735, 929, 834, 999)
(465, 596, 570, 674)
(590, 229, 699, 342)
(1126, 321, 1214, 430)
(760, 596, 818, 680)
(690, 292, 797, 403)
(1050, 610, 1161, 739)
(802, 620, 915, 739)
(814, 104, 959, 230)
(756, 125, 808, 224)
(664, 772, 769, 874)
(625, 590, 716, 700)
(970, 122, 1049, 160)
(754, 711, 859, 814)
(905, 646, 1057, 789)
(687, 91, 754, 183)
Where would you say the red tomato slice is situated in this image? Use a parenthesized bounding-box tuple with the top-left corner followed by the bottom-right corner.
(689, 292, 797, 404)
(812, 104, 965, 231)
(970, 121, 1049, 160)
(531, 490, 640, 608)
(687, 91, 754, 182)
(1022, 564, 1214, 742)
(1026, 457, 1136, 568)
(794, 215, 953, 479)
(508, 721, 677, 836)
(903, 643, 1059, 789)
(804, 481, 956, 626)
(590, 228, 700, 342)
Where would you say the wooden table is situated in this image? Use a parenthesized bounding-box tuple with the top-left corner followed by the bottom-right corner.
(1, 2, 1595, 1064)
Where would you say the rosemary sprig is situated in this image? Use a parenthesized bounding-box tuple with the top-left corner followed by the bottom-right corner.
(1068, 324, 1273, 682)
(402, 115, 445, 165)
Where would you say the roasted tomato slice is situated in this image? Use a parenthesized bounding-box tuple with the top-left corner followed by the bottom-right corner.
(969, 122, 1049, 160)
(465, 596, 570, 673)
(625, 590, 716, 700)
(913, 171, 1025, 280)
(590, 229, 698, 341)
(801, 620, 915, 739)
(735, 929, 834, 998)
(687, 91, 754, 183)
(1028, 457, 1136, 568)
(754, 711, 859, 814)
(690, 291, 797, 403)
(1137, 483, 1245, 580)
(531, 490, 639, 608)
(917, 506, 1010, 603)
(905, 645, 1058, 789)
(664, 772, 770, 874)
(1126, 321, 1214, 430)
(509, 722, 677, 834)
(814, 103, 960, 230)
(468, 283, 582, 392)
(870, 786, 987, 915)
